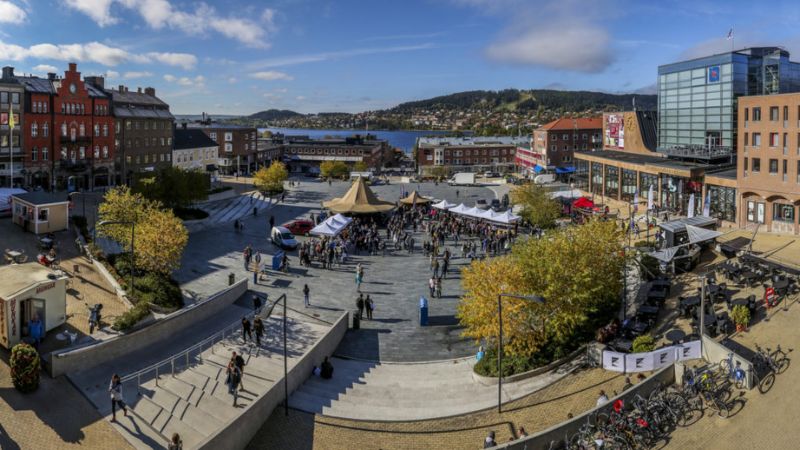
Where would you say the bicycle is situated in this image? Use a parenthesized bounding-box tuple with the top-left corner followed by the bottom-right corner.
(756, 344, 790, 375)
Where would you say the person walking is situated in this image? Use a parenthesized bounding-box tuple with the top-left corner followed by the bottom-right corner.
(435, 276, 442, 298)
(168, 433, 183, 450)
(269, 216, 275, 229)
(252, 294, 262, 311)
(303, 284, 311, 307)
(241, 317, 253, 343)
(441, 258, 449, 279)
(109, 373, 127, 422)
(232, 351, 246, 390)
(429, 277, 436, 298)
(225, 361, 241, 406)
(432, 258, 440, 278)
(356, 294, 365, 320)
(243, 245, 252, 270)
(253, 317, 264, 347)
(365, 295, 374, 320)
(484, 431, 497, 448)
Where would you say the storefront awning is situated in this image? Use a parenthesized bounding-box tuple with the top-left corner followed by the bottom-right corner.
(555, 166, 575, 174)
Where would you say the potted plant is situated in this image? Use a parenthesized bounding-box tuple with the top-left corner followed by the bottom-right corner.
(732, 305, 751, 332)
(10, 343, 40, 393)
(632, 334, 656, 353)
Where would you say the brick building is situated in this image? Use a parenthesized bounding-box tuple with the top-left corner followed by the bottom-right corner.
(416, 136, 526, 176)
(516, 118, 601, 173)
(0, 67, 23, 187)
(280, 134, 392, 174)
(738, 93, 800, 234)
(189, 122, 257, 175)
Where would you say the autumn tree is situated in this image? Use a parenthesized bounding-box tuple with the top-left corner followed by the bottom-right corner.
(458, 219, 623, 361)
(429, 166, 449, 179)
(320, 160, 349, 179)
(353, 161, 369, 172)
(510, 182, 561, 228)
(97, 187, 188, 276)
(253, 161, 288, 194)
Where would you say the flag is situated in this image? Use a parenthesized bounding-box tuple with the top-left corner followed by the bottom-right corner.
(726, 28, 733, 40)
(687, 194, 695, 218)
(703, 191, 711, 217)
(7, 106, 14, 128)
(647, 184, 654, 211)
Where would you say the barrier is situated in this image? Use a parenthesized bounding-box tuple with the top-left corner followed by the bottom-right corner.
(48, 279, 248, 377)
(195, 311, 350, 450)
(602, 340, 702, 373)
(701, 334, 754, 389)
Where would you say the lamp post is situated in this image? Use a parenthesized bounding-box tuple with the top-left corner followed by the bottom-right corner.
(497, 292, 545, 413)
(97, 220, 135, 297)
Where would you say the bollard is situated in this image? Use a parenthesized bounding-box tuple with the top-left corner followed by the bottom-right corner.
(228, 273, 235, 286)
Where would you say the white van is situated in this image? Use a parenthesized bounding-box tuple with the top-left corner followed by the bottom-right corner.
(533, 174, 555, 185)
(0, 188, 27, 217)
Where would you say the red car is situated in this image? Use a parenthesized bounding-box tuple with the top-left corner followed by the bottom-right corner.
(282, 219, 314, 236)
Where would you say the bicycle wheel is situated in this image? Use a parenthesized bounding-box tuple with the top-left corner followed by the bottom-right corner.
(774, 355, 791, 374)
(717, 359, 732, 377)
(714, 399, 731, 419)
(758, 372, 776, 394)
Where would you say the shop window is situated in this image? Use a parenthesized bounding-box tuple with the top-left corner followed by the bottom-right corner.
(773, 204, 795, 223)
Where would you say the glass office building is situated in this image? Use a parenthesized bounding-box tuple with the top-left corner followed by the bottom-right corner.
(658, 47, 800, 151)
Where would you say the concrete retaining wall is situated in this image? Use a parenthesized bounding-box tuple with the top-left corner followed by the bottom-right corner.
(197, 311, 349, 450)
(49, 279, 248, 377)
(493, 365, 676, 450)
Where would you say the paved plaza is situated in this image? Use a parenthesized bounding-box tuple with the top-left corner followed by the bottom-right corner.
(176, 179, 500, 362)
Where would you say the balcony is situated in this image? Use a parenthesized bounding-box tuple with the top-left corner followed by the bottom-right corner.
(60, 135, 92, 144)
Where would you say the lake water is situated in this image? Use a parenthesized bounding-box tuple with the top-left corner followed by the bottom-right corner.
(261, 127, 468, 153)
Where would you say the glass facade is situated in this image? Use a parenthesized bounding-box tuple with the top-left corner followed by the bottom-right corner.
(707, 184, 736, 222)
(773, 203, 795, 223)
(658, 48, 800, 150)
(605, 166, 619, 199)
(575, 159, 589, 190)
(591, 162, 603, 194)
(639, 172, 659, 195)
(621, 169, 637, 201)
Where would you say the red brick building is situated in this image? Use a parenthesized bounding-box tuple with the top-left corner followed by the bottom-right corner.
(516, 118, 602, 172)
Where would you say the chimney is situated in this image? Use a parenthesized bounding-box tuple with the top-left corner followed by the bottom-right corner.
(144, 87, 155, 97)
(48, 73, 56, 80)
(1, 66, 13, 80)
(68, 62, 77, 72)
(137, 87, 142, 94)
(119, 84, 125, 92)
(85, 76, 105, 90)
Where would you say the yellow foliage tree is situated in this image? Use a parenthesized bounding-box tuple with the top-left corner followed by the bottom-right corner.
(254, 161, 288, 193)
(353, 161, 368, 172)
(320, 160, 349, 179)
(510, 183, 561, 228)
(458, 219, 623, 358)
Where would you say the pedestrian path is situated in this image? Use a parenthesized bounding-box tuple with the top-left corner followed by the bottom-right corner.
(186, 191, 272, 233)
(106, 310, 331, 449)
(288, 355, 583, 421)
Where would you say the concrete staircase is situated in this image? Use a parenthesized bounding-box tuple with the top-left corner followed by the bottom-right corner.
(186, 191, 272, 233)
(288, 356, 582, 421)
(111, 314, 330, 449)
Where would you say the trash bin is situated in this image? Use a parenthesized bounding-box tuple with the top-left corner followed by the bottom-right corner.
(228, 273, 235, 286)
(352, 310, 360, 329)
(419, 297, 429, 326)
(272, 251, 284, 270)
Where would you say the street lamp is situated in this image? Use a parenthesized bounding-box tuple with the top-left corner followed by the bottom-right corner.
(97, 220, 135, 297)
(497, 292, 545, 413)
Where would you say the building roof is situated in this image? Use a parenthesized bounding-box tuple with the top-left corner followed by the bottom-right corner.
(174, 129, 219, 150)
(86, 84, 108, 98)
(113, 106, 174, 120)
(575, 150, 712, 171)
(12, 191, 70, 206)
(416, 136, 529, 147)
(322, 177, 395, 214)
(185, 122, 257, 131)
(706, 168, 737, 180)
(16, 76, 54, 94)
(0, 262, 66, 300)
(106, 88, 168, 107)
(538, 117, 602, 131)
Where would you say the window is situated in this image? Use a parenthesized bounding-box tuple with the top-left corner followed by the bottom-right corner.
(160, 137, 165, 146)
(144, 154, 149, 163)
(94, 146, 100, 159)
(753, 133, 761, 146)
(31, 122, 37, 138)
(744, 157, 748, 176)
(752, 157, 761, 172)
(166, 153, 171, 162)
(784, 159, 788, 181)
(144, 121, 149, 130)
(94, 124, 100, 136)
(42, 122, 48, 137)
(210, 132, 217, 140)
(753, 107, 761, 121)
(37, 208, 48, 222)
(31, 147, 37, 161)
(102, 146, 108, 158)
(784, 106, 789, 121)
(126, 155, 131, 164)
(80, 104, 84, 115)
(61, 123, 67, 137)
(103, 124, 108, 137)
(562, 134, 569, 140)
(126, 121, 131, 130)
(225, 143, 232, 152)
(225, 132, 233, 142)
(744, 132, 749, 147)
(167, 137, 172, 146)
(79, 123, 85, 137)
(770, 106, 779, 121)
(774, 204, 794, 223)
(79, 147, 85, 159)
(769, 159, 778, 174)
(770, 133, 779, 147)
(134, 138, 140, 147)
(43, 102, 47, 113)
(0, 92, 6, 104)
(135, 121, 140, 130)
(61, 147, 67, 159)
(11, 92, 19, 104)
(42, 147, 48, 161)
(116, 122, 121, 133)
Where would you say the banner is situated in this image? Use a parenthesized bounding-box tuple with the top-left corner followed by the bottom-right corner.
(602, 351, 627, 372)
(602, 340, 702, 373)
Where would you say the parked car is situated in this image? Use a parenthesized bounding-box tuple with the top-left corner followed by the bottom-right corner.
(475, 199, 489, 210)
(271, 226, 299, 250)
(490, 199, 501, 211)
(283, 219, 314, 236)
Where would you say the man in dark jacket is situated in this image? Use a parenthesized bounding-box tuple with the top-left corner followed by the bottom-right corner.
(356, 294, 365, 319)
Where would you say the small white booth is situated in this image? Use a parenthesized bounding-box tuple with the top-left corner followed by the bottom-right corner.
(0, 263, 68, 349)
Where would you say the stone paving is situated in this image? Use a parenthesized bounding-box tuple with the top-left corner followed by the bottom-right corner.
(247, 366, 629, 450)
(176, 179, 498, 362)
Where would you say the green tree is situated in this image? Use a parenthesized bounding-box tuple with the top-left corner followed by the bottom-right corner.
(320, 160, 349, 179)
(429, 166, 449, 179)
(133, 167, 209, 209)
(458, 219, 623, 360)
(253, 161, 289, 194)
(353, 161, 368, 172)
(510, 183, 561, 228)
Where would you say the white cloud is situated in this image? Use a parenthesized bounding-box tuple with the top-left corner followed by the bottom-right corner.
(105, 70, 120, 79)
(273, 88, 288, 93)
(295, 95, 306, 101)
(228, 77, 237, 84)
(64, 0, 278, 48)
(0, 39, 196, 69)
(32, 64, 58, 74)
(123, 71, 152, 79)
(163, 74, 205, 87)
(163, 74, 176, 82)
(486, 24, 614, 73)
(251, 71, 294, 81)
(250, 44, 434, 69)
(0, 0, 26, 24)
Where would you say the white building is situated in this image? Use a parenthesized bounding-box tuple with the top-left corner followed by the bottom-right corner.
(172, 127, 220, 180)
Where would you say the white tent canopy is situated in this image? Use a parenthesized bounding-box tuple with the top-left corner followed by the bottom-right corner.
(432, 200, 457, 210)
(686, 224, 723, 244)
(310, 213, 353, 237)
(448, 203, 470, 215)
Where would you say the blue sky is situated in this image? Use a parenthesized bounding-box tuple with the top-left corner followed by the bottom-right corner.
(1, 0, 799, 115)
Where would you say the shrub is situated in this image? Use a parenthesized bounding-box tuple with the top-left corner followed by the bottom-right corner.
(474, 346, 543, 377)
(732, 305, 751, 327)
(632, 334, 656, 353)
(134, 273, 182, 309)
(10, 343, 40, 393)
(112, 301, 152, 332)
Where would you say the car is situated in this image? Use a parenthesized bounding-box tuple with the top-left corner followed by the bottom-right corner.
(283, 219, 314, 236)
(475, 199, 489, 210)
(271, 226, 299, 250)
(490, 199, 501, 211)
(482, 171, 494, 178)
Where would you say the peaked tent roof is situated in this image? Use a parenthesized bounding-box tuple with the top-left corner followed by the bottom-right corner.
(322, 177, 395, 214)
(686, 224, 723, 244)
(400, 191, 432, 205)
(432, 200, 456, 210)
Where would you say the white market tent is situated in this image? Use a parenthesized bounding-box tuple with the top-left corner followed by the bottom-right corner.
(448, 203, 470, 215)
(310, 213, 353, 237)
(492, 210, 521, 224)
(432, 200, 457, 210)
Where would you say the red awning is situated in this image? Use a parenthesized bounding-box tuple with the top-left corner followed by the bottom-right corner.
(572, 197, 594, 209)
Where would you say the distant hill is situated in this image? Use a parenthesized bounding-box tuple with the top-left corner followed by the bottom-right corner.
(391, 89, 657, 113)
(248, 109, 303, 121)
